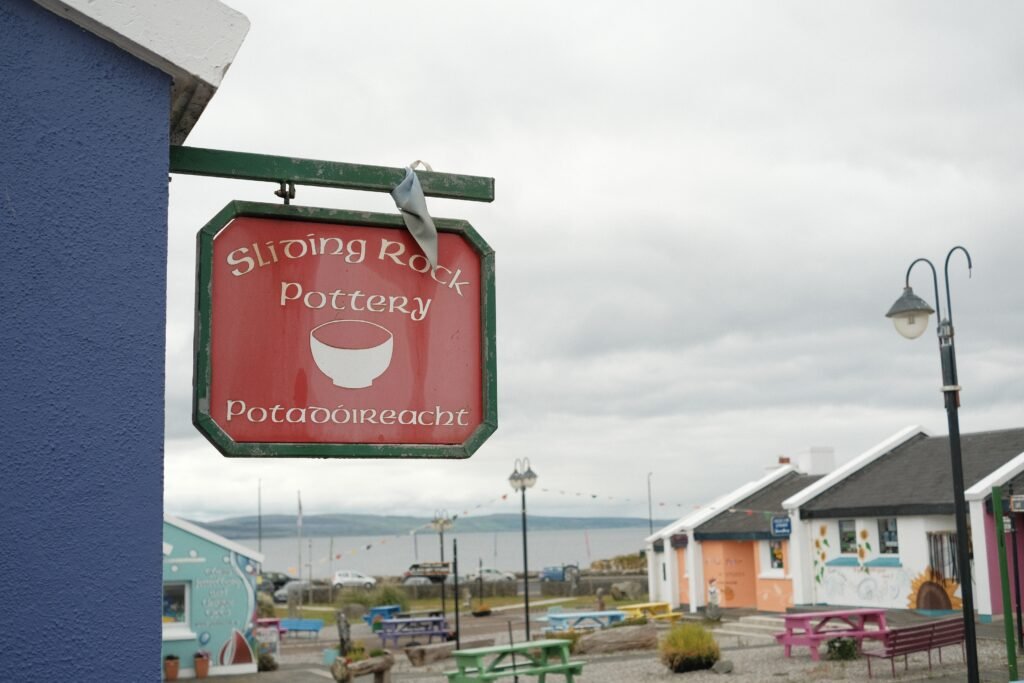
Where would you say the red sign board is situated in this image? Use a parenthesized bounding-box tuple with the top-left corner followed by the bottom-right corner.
(193, 202, 496, 458)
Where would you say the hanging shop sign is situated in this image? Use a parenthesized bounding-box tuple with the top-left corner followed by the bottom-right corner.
(193, 201, 496, 458)
(770, 515, 792, 538)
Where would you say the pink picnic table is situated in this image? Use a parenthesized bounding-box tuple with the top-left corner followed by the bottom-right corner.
(775, 608, 889, 660)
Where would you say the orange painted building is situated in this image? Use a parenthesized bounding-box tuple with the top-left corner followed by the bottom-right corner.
(693, 470, 821, 612)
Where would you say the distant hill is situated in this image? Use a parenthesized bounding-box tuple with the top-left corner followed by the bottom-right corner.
(188, 513, 673, 540)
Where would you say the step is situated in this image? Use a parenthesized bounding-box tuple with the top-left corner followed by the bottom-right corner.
(727, 622, 782, 634)
(737, 615, 786, 627)
(713, 628, 777, 643)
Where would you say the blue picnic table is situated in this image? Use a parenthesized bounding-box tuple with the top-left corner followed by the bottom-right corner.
(363, 604, 403, 625)
(377, 616, 449, 647)
(545, 610, 626, 632)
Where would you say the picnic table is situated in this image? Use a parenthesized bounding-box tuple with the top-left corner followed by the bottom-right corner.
(446, 639, 584, 682)
(363, 604, 403, 626)
(619, 601, 677, 621)
(545, 610, 627, 631)
(775, 608, 888, 660)
(378, 616, 449, 648)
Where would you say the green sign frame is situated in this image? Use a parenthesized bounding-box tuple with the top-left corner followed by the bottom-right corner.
(193, 200, 497, 458)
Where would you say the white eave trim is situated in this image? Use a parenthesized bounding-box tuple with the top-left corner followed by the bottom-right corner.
(646, 465, 797, 543)
(965, 451, 1024, 501)
(34, 0, 249, 143)
(782, 425, 930, 511)
(165, 514, 265, 564)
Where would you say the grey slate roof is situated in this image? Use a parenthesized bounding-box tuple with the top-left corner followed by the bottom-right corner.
(799, 427, 1024, 519)
(695, 470, 824, 540)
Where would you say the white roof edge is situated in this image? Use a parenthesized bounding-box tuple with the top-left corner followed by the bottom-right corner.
(645, 465, 797, 543)
(165, 514, 265, 564)
(782, 425, 930, 510)
(34, 0, 250, 143)
(965, 451, 1024, 501)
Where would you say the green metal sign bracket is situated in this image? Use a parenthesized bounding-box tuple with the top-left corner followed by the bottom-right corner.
(169, 146, 495, 203)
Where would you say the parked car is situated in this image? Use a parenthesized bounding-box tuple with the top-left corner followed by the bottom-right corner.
(540, 564, 580, 582)
(467, 568, 516, 583)
(258, 571, 293, 593)
(272, 579, 328, 604)
(332, 569, 376, 589)
(402, 561, 451, 585)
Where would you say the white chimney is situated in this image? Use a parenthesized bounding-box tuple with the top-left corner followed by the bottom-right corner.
(796, 447, 834, 475)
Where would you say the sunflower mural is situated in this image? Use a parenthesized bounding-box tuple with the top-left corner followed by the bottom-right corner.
(856, 528, 872, 574)
(907, 568, 962, 610)
(812, 524, 829, 584)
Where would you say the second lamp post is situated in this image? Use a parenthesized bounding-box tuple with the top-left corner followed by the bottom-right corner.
(509, 458, 538, 639)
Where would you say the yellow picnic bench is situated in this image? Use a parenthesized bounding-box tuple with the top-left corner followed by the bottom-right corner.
(619, 601, 680, 622)
(445, 639, 584, 682)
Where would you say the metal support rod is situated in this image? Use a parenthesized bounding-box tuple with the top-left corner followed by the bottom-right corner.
(521, 487, 531, 640)
(169, 145, 495, 202)
(942, 345, 979, 683)
(992, 486, 1018, 679)
(453, 538, 461, 649)
(647, 472, 654, 536)
(439, 528, 447, 619)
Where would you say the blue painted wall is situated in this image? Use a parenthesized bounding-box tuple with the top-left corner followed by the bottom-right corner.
(0, 1, 170, 679)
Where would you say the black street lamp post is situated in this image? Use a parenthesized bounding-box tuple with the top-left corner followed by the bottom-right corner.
(432, 510, 453, 619)
(886, 245, 977, 683)
(509, 458, 538, 639)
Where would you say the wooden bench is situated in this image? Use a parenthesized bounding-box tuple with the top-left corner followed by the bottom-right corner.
(279, 617, 323, 639)
(862, 617, 965, 678)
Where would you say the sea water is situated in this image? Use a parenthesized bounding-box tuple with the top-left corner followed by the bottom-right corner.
(238, 526, 650, 578)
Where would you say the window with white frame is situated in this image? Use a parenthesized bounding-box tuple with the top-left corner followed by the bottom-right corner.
(878, 517, 899, 554)
(759, 539, 785, 577)
(839, 519, 857, 554)
(162, 582, 192, 637)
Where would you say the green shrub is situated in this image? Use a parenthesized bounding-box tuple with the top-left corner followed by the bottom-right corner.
(368, 648, 388, 658)
(257, 651, 278, 672)
(825, 637, 859, 661)
(337, 585, 409, 611)
(611, 616, 648, 628)
(256, 592, 275, 618)
(659, 623, 720, 673)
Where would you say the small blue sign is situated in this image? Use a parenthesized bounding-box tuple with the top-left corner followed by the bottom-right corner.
(771, 515, 792, 537)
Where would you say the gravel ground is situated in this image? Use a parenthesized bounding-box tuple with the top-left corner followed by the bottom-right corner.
(273, 628, 1011, 682)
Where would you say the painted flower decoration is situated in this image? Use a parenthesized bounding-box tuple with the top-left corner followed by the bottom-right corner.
(815, 539, 821, 550)
(819, 525, 827, 537)
(860, 529, 869, 540)
(821, 552, 827, 561)
(858, 547, 866, 560)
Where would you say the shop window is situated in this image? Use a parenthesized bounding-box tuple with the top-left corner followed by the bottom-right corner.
(769, 539, 785, 570)
(878, 517, 899, 554)
(839, 520, 857, 553)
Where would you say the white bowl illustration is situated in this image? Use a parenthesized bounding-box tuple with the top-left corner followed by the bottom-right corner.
(309, 320, 394, 389)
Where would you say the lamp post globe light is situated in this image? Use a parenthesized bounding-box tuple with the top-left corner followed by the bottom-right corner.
(886, 245, 977, 683)
(431, 509, 453, 618)
(509, 458, 538, 639)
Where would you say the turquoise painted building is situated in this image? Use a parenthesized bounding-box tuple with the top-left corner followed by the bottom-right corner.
(163, 516, 264, 679)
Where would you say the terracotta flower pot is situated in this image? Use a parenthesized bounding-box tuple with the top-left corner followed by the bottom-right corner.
(163, 657, 180, 681)
(194, 655, 210, 679)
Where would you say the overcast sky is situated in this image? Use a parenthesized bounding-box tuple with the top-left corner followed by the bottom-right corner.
(165, 1, 1024, 523)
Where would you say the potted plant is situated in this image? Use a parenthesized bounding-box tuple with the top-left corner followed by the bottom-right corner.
(193, 650, 210, 679)
(163, 654, 180, 681)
